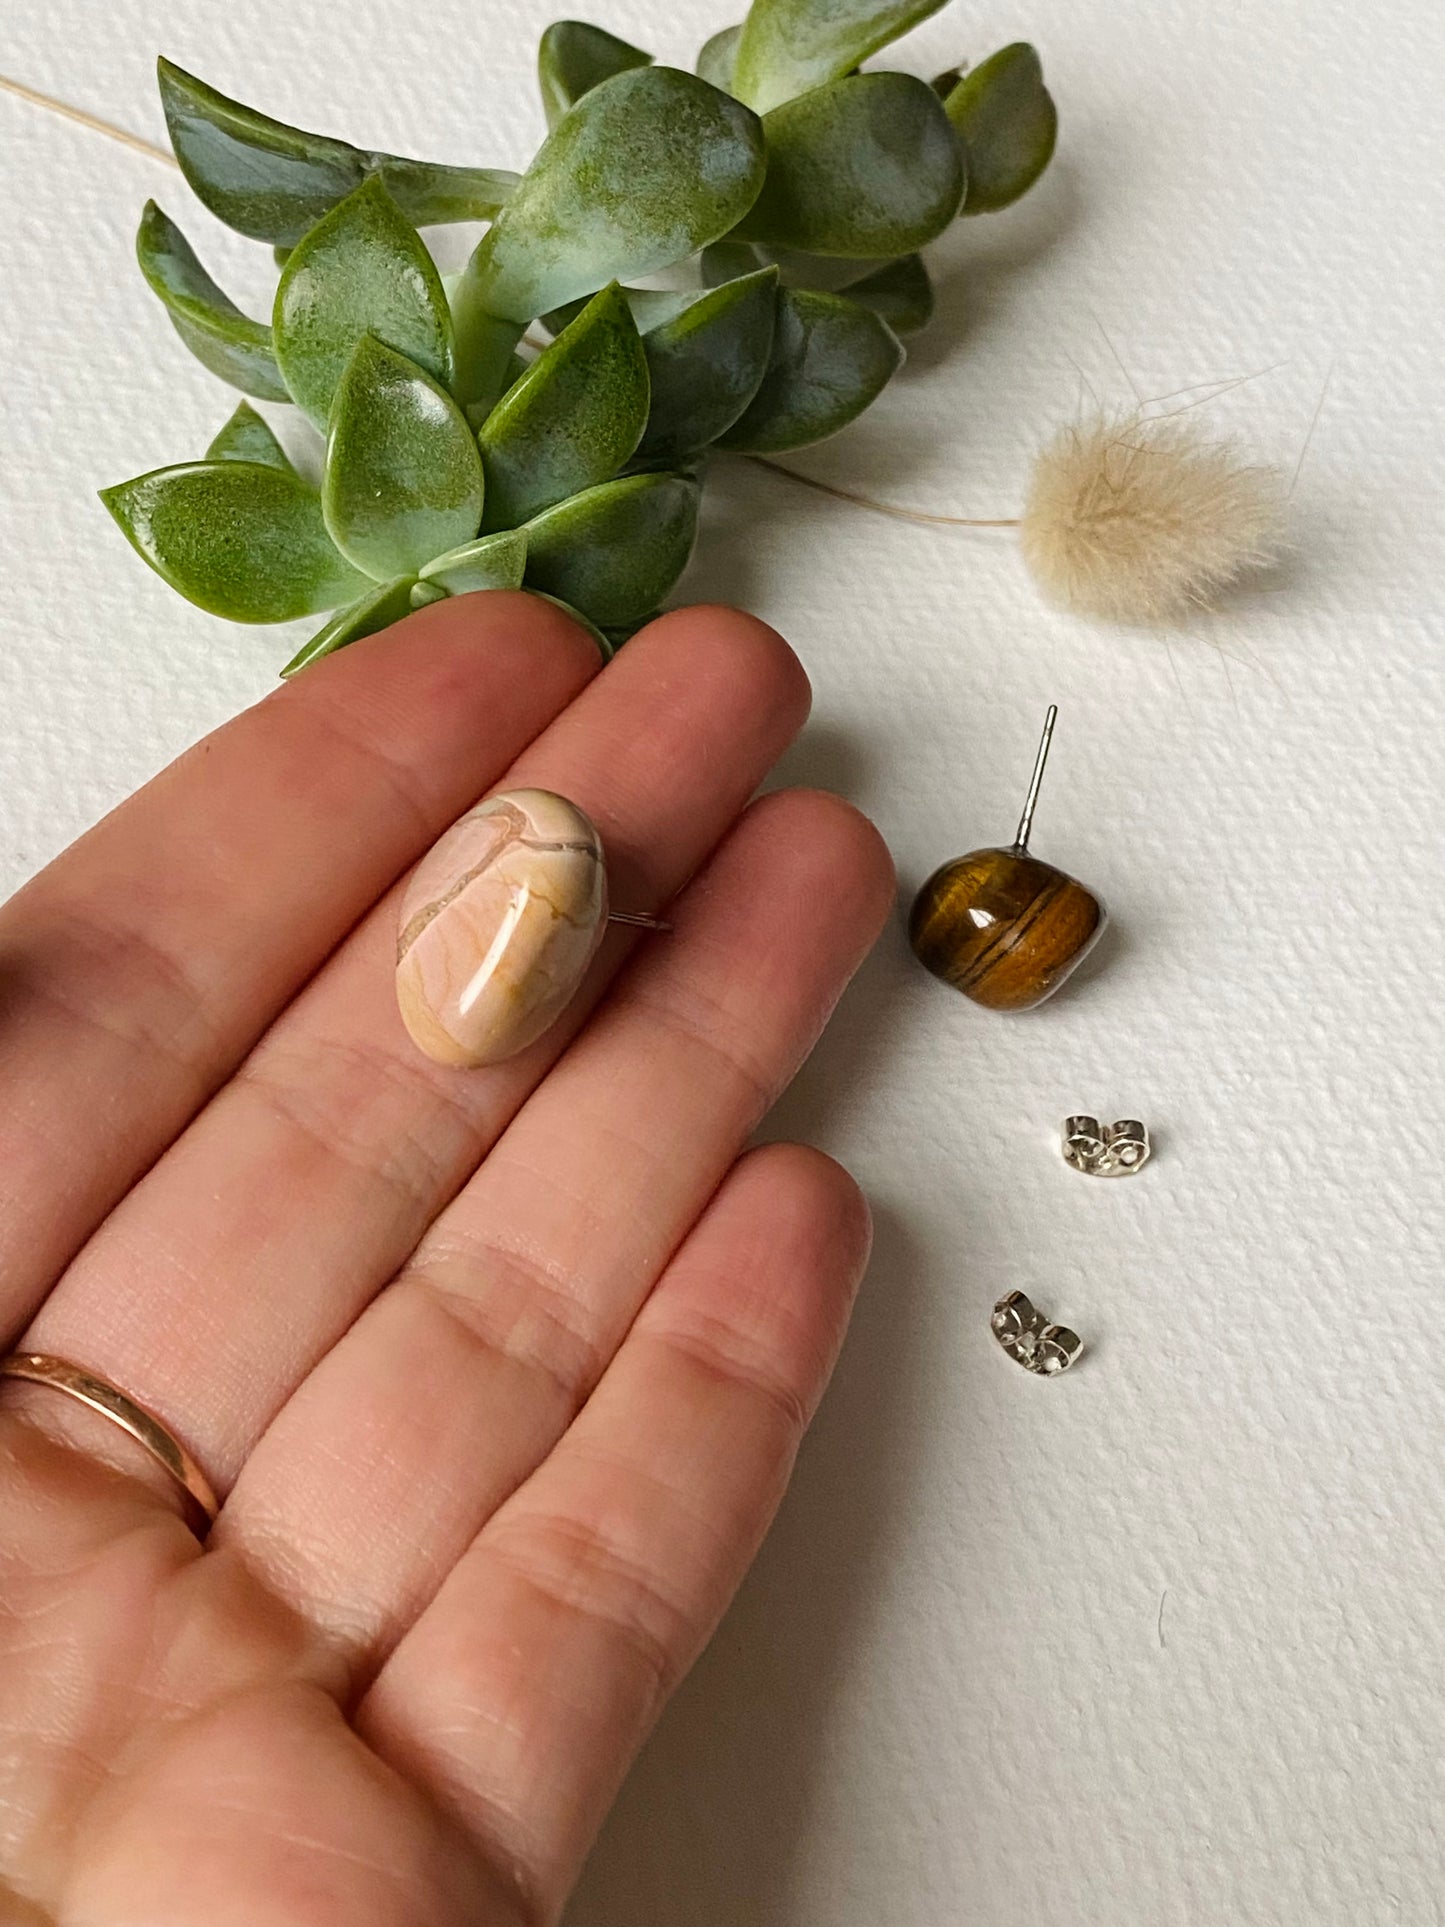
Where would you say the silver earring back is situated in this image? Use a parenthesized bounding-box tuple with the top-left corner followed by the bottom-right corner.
(1062, 1115, 1150, 1177)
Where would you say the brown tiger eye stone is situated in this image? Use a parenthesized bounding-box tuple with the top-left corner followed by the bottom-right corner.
(908, 847, 1105, 1011)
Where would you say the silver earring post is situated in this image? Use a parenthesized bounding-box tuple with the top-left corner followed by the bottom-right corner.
(1011, 703, 1058, 855)
(607, 910, 672, 931)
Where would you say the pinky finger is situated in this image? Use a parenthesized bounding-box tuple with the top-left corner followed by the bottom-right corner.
(358, 1142, 872, 1924)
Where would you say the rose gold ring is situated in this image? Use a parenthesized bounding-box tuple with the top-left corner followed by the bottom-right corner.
(0, 1352, 218, 1538)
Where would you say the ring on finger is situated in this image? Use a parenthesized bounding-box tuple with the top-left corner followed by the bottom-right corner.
(0, 1351, 218, 1539)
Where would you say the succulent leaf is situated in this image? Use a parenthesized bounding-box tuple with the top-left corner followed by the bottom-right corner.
(417, 527, 530, 596)
(525, 591, 617, 659)
(749, 248, 880, 292)
(636, 266, 779, 463)
(523, 473, 699, 626)
(323, 335, 485, 581)
(369, 156, 521, 228)
(206, 400, 295, 469)
(731, 0, 949, 113)
(701, 240, 768, 287)
(273, 178, 454, 429)
(538, 21, 653, 128)
(839, 253, 934, 332)
(734, 74, 964, 257)
(715, 286, 903, 452)
(478, 284, 649, 530)
(157, 57, 516, 245)
(281, 577, 419, 677)
(452, 67, 765, 402)
(945, 44, 1057, 213)
(136, 202, 289, 401)
(600, 610, 660, 649)
(541, 286, 694, 336)
(696, 24, 742, 91)
(100, 462, 368, 622)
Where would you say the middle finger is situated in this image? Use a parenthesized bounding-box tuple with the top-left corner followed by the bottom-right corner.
(222, 785, 892, 1675)
(23, 608, 809, 1491)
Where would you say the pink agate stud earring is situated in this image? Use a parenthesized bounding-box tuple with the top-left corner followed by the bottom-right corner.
(395, 788, 668, 1068)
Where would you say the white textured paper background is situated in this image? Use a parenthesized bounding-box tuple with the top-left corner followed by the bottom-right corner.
(3, 1, 1444, 1921)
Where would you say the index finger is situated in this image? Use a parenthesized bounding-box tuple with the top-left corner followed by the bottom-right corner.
(0, 592, 599, 1340)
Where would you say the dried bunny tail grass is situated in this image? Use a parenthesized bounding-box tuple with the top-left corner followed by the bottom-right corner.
(1019, 411, 1288, 624)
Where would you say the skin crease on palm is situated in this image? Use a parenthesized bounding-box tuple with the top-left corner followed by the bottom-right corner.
(0, 594, 894, 1927)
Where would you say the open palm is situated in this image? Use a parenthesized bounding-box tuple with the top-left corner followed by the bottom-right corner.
(0, 597, 891, 1927)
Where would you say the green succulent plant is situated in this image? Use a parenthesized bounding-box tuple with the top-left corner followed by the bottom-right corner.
(103, 0, 1057, 673)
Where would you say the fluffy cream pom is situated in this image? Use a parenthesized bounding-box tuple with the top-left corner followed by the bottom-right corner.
(1019, 412, 1287, 623)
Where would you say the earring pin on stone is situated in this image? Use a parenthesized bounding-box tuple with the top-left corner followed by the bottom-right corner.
(396, 788, 669, 1069)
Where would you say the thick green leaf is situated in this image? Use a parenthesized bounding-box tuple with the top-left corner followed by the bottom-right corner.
(417, 527, 529, 596)
(452, 67, 764, 402)
(281, 576, 418, 676)
(752, 248, 886, 293)
(945, 44, 1057, 213)
(701, 240, 767, 287)
(525, 590, 616, 660)
(477, 284, 648, 530)
(206, 400, 295, 469)
(538, 21, 653, 128)
(636, 267, 778, 462)
(371, 156, 521, 227)
(696, 24, 742, 92)
(734, 74, 964, 257)
(840, 253, 934, 332)
(101, 461, 367, 622)
(541, 285, 693, 337)
(600, 610, 659, 650)
(715, 287, 903, 452)
(273, 178, 454, 429)
(732, 0, 949, 113)
(323, 336, 484, 581)
(523, 473, 698, 626)
(461, 352, 533, 426)
(158, 57, 517, 246)
(159, 59, 361, 246)
(136, 201, 288, 401)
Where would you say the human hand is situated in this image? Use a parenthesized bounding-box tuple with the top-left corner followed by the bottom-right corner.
(0, 598, 892, 1927)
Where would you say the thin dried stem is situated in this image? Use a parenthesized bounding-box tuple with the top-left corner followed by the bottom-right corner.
(1289, 361, 1333, 497)
(0, 73, 178, 167)
(746, 456, 1019, 528)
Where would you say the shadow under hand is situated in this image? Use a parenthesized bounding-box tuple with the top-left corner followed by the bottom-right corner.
(566, 1201, 928, 1927)
(568, 943, 932, 1927)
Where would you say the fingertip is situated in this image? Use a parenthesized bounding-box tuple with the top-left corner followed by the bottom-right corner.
(736, 1140, 875, 1292)
(380, 587, 605, 691)
(276, 588, 601, 727)
(663, 1141, 873, 1424)
(630, 604, 812, 738)
(745, 786, 898, 939)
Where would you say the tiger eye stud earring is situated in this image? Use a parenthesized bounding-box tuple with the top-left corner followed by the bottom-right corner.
(909, 707, 1106, 1012)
